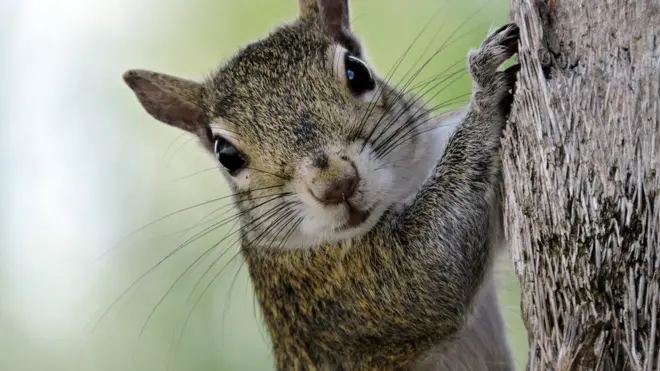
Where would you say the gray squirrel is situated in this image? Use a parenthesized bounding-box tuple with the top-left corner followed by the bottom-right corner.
(122, 0, 519, 369)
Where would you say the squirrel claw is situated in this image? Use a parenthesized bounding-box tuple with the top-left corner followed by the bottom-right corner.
(468, 23, 520, 118)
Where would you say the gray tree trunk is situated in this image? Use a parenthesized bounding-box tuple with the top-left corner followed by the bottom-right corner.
(502, 0, 659, 370)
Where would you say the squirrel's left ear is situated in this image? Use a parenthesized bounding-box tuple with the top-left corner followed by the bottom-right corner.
(122, 69, 207, 135)
(299, 0, 361, 55)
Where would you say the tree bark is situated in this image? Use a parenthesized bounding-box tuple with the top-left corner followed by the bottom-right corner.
(503, 0, 659, 370)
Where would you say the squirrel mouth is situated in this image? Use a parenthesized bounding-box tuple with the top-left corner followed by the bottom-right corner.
(338, 202, 371, 230)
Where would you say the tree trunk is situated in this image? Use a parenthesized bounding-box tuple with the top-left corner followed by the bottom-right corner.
(502, 0, 659, 370)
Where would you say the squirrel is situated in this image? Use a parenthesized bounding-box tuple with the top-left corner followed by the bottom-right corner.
(122, 0, 520, 369)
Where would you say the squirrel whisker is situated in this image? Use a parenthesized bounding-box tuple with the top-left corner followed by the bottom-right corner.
(375, 92, 472, 161)
(371, 69, 467, 157)
(170, 208, 302, 360)
(92, 192, 293, 333)
(91, 184, 285, 266)
(149, 200, 301, 361)
(351, 5, 449, 146)
(362, 25, 478, 154)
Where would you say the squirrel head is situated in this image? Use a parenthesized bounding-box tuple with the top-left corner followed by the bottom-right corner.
(123, 0, 452, 249)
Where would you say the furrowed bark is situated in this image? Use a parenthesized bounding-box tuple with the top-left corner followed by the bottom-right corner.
(503, 0, 659, 369)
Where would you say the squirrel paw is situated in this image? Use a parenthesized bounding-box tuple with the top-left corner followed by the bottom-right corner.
(468, 23, 520, 118)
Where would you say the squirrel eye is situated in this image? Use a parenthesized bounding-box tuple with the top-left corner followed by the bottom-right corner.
(213, 136, 246, 175)
(344, 54, 375, 95)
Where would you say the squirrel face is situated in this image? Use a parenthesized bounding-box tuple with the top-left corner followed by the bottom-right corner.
(123, 2, 453, 250)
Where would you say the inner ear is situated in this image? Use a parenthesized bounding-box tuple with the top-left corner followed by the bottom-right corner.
(319, 0, 350, 32)
(298, 0, 361, 55)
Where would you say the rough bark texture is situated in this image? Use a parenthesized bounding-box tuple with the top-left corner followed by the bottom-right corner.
(503, 0, 659, 370)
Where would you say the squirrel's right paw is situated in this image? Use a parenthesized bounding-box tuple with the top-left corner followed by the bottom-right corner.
(468, 23, 520, 118)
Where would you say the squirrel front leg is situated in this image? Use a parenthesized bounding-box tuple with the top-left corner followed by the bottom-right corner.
(385, 23, 519, 341)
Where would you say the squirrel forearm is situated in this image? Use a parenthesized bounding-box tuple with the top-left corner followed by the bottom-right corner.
(399, 108, 503, 251)
(375, 24, 519, 341)
(382, 106, 505, 335)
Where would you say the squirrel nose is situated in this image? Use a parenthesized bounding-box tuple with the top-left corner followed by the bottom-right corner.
(320, 174, 358, 205)
(305, 156, 359, 205)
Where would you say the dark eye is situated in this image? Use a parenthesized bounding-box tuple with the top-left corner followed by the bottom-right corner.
(213, 136, 246, 175)
(344, 54, 375, 95)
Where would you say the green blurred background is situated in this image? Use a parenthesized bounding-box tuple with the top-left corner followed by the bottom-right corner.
(0, 0, 527, 370)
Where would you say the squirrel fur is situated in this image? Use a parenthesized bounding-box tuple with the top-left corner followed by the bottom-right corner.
(122, 0, 520, 369)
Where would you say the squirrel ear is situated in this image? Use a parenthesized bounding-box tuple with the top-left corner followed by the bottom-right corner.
(299, 0, 361, 55)
(122, 69, 206, 134)
(299, 0, 351, 32)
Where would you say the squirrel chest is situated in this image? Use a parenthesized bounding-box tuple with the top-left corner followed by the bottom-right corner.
(245, 239, 460, 369)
